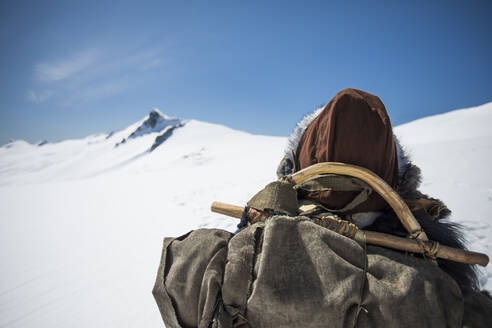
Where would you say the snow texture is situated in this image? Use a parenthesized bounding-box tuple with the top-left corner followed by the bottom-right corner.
(1, 103, 492, 327)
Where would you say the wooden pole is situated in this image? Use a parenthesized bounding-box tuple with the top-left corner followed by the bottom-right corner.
(211, 201, 244, 219)
(210, 201, 489, 267)
(364, 230, 489, 267)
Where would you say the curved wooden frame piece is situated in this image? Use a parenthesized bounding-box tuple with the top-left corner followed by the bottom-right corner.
(290, 162, 429, 241)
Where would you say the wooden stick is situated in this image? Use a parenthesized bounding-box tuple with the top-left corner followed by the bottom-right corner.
(364, 230, 489, 267)
(290, 162, 429, 241)
(210, 201, 489, 267)
(211, 201, 244, 218)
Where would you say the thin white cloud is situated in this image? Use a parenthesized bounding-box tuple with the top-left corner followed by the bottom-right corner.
(82, 80, 129, 101)
(27, 89, 55, 103)
(57, 79, 131, 107)
(35, 50, 100, 82)
(29, 46, 167, 105)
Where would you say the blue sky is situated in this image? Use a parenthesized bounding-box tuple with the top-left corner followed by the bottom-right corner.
(0, 0, 491, 144)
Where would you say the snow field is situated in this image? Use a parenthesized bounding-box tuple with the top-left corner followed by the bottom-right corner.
(1, 102, 492, 327)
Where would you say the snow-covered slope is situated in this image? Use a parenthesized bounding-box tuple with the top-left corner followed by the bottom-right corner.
(394, 101, 492, 290)
(0, 110, 285, 328)
(0, 109, 185, 186)
(0, 103, 491, 327)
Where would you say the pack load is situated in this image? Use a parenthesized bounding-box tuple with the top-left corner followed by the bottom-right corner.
(153, 89, 492, 327)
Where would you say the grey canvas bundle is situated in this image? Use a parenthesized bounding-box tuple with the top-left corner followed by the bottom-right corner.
(152, 215, 490, 328)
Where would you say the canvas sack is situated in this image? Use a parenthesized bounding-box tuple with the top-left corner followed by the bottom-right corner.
(153, 215, 466, 327)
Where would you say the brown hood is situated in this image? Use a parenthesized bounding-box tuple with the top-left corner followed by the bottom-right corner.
(288, 88, 399, 213)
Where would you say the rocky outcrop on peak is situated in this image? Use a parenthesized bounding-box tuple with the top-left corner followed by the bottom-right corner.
(106, 131, 115, 139)
(115, 109, 185, 150)
(129, 109, 181, 139)
(150, 123, 184, 151)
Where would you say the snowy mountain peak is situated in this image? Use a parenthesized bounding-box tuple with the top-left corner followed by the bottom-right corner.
(132, 109, 181, 136)
(115, 108, 185, 150)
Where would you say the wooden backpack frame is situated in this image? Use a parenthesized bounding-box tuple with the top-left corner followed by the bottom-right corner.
(211, 162, 489, 267)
